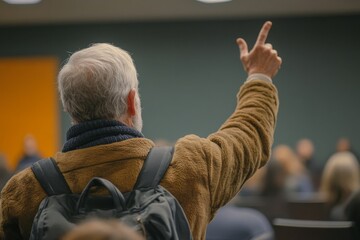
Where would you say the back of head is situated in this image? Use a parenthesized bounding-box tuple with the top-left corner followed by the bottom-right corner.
(296, 138, 314, 162)
(261, 159, 286, 197)
(23, 134, 39, 156)
(336, 138, 351, 152)
(58, 43, 139, 123)
(321, 152, 360, 206)
(273, 144, 304, 175)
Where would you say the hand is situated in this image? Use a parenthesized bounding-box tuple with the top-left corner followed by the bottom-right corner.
(236, 21, 282, 78)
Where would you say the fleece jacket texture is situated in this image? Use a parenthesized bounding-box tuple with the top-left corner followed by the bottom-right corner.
(0, 80, 279, 240)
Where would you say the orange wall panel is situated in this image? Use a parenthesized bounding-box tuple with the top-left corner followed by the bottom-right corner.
(0, 57, 59, 170)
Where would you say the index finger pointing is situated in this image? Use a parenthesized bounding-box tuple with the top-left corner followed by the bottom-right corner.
(256, 21, 272, 46)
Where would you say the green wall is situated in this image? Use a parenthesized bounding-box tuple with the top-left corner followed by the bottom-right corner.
(1, 15, 360, 165)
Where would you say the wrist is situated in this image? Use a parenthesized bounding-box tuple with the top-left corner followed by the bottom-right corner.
(246, 73, 272, 83)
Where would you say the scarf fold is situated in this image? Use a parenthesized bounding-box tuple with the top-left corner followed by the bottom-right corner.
(62, 119, 144, 152)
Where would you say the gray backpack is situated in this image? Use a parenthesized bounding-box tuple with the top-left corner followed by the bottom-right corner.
(30, 146, 192, 240)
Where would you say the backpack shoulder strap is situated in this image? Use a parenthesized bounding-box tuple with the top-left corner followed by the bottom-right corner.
(134, 146, 174, 189)
(31, 158, 72, 195)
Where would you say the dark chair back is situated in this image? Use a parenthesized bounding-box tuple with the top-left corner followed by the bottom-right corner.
(232, 196, 288, 221)
(286, 194, 328, 220)
(273, 218, 358, 240)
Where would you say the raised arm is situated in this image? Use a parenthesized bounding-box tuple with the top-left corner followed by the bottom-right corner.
(206, 21, 281, 210)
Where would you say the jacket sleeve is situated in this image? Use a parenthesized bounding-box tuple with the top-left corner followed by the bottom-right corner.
(1, 168, 45, 240)
(205, 79, 278, 212)
(1, 179, 24, 240)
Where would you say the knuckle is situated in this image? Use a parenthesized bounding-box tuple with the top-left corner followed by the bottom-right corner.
(264, 48, 272, 53)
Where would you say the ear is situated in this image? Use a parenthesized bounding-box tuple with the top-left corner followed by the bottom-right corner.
(127, 89, 136, 117)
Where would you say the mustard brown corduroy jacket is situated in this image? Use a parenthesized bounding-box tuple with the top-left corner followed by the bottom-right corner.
(0, 80, 279, 240)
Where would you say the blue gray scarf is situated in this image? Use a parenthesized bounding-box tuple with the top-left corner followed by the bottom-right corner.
(62, 119, 144, 152)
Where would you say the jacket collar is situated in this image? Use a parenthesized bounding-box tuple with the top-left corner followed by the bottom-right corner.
(55, 138, 155, 172)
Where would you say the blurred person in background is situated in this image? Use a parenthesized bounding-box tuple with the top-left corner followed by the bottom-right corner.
(0, 153, 12, 191)
(258, 158, 289, 220)
(154, 139, 173, 147)
(320, 151, 360, 220)
(15, 135, 41, 172)
(296, 138, 321, 190)
(239, 164, 267, 196)
(62, 219, 145, 240)
(335, 137, 360, 164)
(272, 145, 314, 196)
(0, 153, 12, 240)
(206, 205, 274, 240)
(336, 138, 352, 152)
(260, 158, 287, 198)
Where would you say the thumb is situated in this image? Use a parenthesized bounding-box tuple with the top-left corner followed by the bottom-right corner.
(236, 38, 248, 58)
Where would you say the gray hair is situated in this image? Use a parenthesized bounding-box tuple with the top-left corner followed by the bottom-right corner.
(58, 43, 139, 123)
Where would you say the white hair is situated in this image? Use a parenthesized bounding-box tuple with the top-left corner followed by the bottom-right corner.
(58, 43, 139, 123)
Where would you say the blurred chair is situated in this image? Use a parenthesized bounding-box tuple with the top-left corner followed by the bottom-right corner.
(273, 218, 358, 240)
(232, 196, 288, 221)
(286, 193, 328, 220)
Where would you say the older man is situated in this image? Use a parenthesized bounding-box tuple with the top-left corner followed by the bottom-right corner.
(1, 21, 281, 240)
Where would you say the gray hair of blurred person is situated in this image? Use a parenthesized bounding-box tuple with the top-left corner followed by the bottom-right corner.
(58, 43, 142, 131)
(321, 152, 360, 206)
